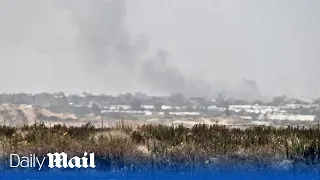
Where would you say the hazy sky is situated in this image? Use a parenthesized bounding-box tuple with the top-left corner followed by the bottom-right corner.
(0, 0, 319, 99)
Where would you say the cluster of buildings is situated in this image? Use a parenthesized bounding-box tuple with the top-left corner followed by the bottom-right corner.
(0, 92, 319, 123)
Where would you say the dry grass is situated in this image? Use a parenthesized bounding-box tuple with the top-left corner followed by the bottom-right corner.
(0, 121, 320, 170)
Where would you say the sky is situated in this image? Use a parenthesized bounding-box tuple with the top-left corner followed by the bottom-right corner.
(0, 0, 319, 99)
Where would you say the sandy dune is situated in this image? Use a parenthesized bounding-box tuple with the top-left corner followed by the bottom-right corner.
(0, 104, 77, 126)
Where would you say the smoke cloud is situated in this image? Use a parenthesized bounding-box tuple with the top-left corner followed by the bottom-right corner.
(140, 49, 215, 97)
(61, 0, 142, 71)
(62, 0, 216, 97)
(0, 0, 264, 99)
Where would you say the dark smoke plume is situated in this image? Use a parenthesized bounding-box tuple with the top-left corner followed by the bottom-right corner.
(54, 0, 262, 99)
(61, 0, 214, 96)
(140, 49, 214, 97)
(63, 0, 146, 72)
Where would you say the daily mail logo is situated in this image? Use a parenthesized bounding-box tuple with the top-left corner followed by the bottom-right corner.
(10, 152, 95, 170)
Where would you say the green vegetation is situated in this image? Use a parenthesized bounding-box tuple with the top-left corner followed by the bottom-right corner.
(0, 121, 320, 170)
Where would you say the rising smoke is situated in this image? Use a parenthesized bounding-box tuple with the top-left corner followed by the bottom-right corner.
(0, 0, 262, 99)
(62, 0, 140, 71)
(60, 0, 216, 97)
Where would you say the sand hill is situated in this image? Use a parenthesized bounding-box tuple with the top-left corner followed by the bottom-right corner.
(0, 104, 77, 126)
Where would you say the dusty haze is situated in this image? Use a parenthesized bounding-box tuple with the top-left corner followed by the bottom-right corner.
(0, 0, 319, 99)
